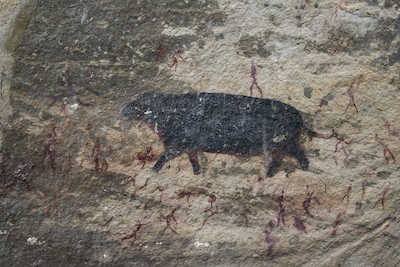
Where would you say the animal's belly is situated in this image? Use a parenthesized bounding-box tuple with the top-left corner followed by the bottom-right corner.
(166, 118, 279, 155)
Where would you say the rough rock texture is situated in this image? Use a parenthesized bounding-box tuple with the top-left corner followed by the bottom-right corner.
(0, 0, 400, 266)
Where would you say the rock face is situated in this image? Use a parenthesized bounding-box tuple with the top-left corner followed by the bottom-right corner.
(0, 0, 399, 266)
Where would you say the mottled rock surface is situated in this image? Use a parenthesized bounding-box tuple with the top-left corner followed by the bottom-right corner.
(0, 0, 399, 266)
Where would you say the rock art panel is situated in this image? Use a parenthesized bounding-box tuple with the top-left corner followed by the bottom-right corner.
(0, 0, 399, 266)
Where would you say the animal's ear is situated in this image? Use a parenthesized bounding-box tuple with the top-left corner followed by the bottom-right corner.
(133, 93, 145, 100)
(135, 93, 154, 102)
(132, 94, 141, 100)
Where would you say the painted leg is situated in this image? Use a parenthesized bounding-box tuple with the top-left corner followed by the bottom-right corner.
(186, 150, 201, 175)
(152, 148, 182, 174)
(266, 151, 284, 177)
(289, 146, 309, 171)
(296, 150, 309, 171)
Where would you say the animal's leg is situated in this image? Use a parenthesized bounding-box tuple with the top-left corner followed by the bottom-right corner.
(152, 148, 182, 174)
(186, 150, 201, 175)
(266, 151, 284, 177)
(289, 145, 309, 171)
(296, 151, 309, 171)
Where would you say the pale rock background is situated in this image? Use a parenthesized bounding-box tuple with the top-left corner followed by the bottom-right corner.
(0, 0, 399, 266)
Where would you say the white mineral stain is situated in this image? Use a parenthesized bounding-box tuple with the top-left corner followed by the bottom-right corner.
(27, 237, 46, 245)
(273, 134, 286, 143)
(70, 103, 78, 111)
(194, 239, 210, 248)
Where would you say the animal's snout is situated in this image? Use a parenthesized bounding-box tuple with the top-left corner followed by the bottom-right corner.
(121, 106, 131, 117)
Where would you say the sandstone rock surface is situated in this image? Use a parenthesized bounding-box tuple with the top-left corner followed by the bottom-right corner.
(0, 0, 399, 266)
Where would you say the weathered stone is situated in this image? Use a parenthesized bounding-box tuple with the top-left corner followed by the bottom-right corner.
(0, 0, 399, 266)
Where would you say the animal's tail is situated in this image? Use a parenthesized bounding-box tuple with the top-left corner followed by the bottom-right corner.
(302, 125, 325, 139)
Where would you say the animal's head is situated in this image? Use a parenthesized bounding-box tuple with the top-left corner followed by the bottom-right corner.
(122, 93, 155, 120)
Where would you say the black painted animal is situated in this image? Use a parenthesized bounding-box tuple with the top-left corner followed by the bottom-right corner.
(122, 93, 316, 177)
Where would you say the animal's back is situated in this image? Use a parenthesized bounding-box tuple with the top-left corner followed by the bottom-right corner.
(157, 93, 305, 155)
